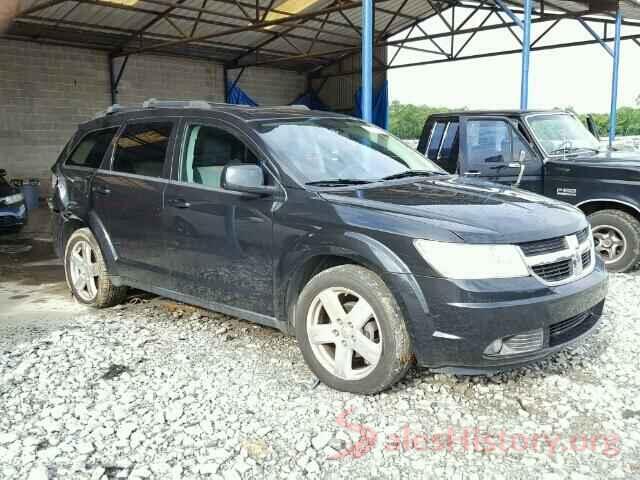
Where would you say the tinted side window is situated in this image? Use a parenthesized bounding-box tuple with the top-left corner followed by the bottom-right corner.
(112, 122, 173, 178)
(181, 125, 259, 188)
(438, 122, 459, 173)
(426, 121, 446, 160)
(66, 128, 118, 169)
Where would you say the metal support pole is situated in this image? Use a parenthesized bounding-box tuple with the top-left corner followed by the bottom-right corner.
(108, 56, 116, 105)
(609, 10, 622, 148)
(519, 0, 532, 110)
(361, 0, 373, 122)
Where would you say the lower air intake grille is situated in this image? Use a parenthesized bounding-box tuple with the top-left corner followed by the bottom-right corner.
(532, 259, 572, 282)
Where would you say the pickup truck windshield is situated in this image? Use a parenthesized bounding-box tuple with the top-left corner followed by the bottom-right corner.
(526, 113, 601, 155)
(255, 118, 443, 184)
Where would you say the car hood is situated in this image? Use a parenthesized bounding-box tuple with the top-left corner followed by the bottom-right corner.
(319, 176, 587, 244)
(546, 150, 640, 182)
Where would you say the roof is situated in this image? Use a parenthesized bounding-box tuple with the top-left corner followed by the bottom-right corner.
(5, 0, 640, 73)
(84, 99, 349, 127)
(428, 109, 569, 117)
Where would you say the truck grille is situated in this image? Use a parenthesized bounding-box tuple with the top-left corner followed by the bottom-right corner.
(532, 259, 572, 282)
(518, 227, 595, 286)
(0, 216, 17, 227)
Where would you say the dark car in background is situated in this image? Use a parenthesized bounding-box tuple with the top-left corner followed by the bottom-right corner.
(50, 100, 607, 393)
(0, 169, 27, 232)
(418, 110, 640, 272)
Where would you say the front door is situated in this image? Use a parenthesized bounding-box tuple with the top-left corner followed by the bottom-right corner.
(163, 119, 275, 316)
(459, 117, 543, 193)
(91, 119, 177, 285)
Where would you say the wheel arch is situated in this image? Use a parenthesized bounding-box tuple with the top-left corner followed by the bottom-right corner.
(277, 231, 428, 335)
(576, 198, 640, 222)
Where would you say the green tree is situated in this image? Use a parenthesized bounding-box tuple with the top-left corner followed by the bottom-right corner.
(388, 101, 457, 139)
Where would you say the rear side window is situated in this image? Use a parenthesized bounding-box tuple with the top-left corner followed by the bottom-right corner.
(438, 122, 459, 173)
(112, 122, 173, 178)
(65, 128, 118, 169)
(426, 122, 446, 160)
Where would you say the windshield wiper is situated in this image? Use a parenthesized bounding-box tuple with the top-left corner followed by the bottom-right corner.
(305, 178, 373, 187)
(381, 170, 446, 181)
(550, 146, 599, 155)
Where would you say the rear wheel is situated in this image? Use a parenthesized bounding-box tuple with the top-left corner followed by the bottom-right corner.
(589, 209, 640, 273)
(64, 228, 127, 307)
(295, 265, 412, 394)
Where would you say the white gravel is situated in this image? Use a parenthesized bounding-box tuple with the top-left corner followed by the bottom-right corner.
(1, 274, 639, 479)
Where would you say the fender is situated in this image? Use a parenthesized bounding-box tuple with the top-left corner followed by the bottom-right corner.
(576, 197, 640, 216)
(275, 229, 431, 340)
(87, 209, 120, 272)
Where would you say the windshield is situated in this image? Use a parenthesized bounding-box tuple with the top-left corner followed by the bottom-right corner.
(526, 113, 601, 155)
(254, 118, 444, 184)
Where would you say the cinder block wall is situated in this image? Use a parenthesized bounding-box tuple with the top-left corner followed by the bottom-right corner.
(0, 39, 307, 193)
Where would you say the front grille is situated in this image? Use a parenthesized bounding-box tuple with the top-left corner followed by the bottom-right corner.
(581, 250, 591, 268)
(532, 259, 572, 282)
(549, 308, 599, 347)
(576, 227, 590, 243)
(519, 236, 566, 256)
(0, 216, 17, 227)
(550, 312, 590, 337)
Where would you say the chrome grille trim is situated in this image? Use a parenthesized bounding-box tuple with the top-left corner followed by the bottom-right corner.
(518, 228, 596, 286)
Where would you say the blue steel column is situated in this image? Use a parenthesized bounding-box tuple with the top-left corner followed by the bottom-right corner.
(361, 0, 374, 122)
(519, 0, 532, 110)
(609, 10, 622, 148)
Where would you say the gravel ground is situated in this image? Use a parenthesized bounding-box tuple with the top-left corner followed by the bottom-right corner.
(1, 274, 639, 480)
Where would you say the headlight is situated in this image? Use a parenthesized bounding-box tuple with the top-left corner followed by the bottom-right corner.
(2, 193, 23, 205)
(414, 239, 530, 279)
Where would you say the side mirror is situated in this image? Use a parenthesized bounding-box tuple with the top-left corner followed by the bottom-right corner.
(221, 164, 277, 196)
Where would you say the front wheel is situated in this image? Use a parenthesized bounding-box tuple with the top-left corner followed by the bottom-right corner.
(589, 209, 640, 273)
(64, 228, 127, 307)
(295, 265, 412, 394)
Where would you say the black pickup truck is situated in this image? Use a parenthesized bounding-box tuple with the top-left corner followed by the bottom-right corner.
(417, 110, 640, 272)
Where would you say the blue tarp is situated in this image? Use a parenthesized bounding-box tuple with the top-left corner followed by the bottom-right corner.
(290, 90, 328, 110)
(354, 80, 389, 129)
(226, 81, 258, 106)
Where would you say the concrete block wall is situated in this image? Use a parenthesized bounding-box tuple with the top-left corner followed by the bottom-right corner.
(227, 66, 306, 106)
(0, 39, 308, 195)
(0, 40, 111, 187)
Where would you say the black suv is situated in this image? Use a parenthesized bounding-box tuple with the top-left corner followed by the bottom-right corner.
(418, 110, 640, 272)
(50, 100, 607, 393)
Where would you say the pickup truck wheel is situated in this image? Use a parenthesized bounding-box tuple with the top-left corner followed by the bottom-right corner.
(64, 228, 127, 308)
(589, 209, 640, 273)
(295, 265, 412, 394)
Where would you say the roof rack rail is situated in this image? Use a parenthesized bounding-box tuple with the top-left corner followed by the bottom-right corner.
(142, 98, 218, 110)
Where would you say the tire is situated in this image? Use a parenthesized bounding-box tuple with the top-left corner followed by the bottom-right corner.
(64, 228, 127, 308)
(295, 265, 412, 394)
(588, 209, 640, 273)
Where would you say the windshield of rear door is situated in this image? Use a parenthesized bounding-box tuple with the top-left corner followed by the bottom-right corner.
(526, 113, 601, 155)
(253, 117, 444, 184)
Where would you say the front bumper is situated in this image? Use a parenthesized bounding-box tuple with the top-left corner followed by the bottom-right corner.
(386, 257, 608, 372)
(0, 203, 27, 230)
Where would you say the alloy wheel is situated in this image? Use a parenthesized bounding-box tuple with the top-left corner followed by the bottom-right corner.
(69, 239, 100, 302)
(306, 287, 382, 381)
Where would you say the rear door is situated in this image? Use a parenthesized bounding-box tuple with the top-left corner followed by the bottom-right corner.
(418, 118, 460, 174)
(59, 127, 120, 217)
(163, 117, 276, 316)
(459, 116, 543, 193)
(91, 119, 178, 286)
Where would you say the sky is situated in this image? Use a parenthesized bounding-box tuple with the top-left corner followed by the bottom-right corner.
(388, 17, 639, 113)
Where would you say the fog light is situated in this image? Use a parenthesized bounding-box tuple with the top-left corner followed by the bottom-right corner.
(484, 329, 544, 357)
(483, 338, 503, 356)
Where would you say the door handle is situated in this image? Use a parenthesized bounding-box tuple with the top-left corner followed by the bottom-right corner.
(464, 171, 481, 176)
(168, 198, 191, 209)
(93, 185, 111, 195)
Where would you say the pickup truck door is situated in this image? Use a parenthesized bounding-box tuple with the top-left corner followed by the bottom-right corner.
(459, 116, 544, 193)
(418, 117, 460, 174)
